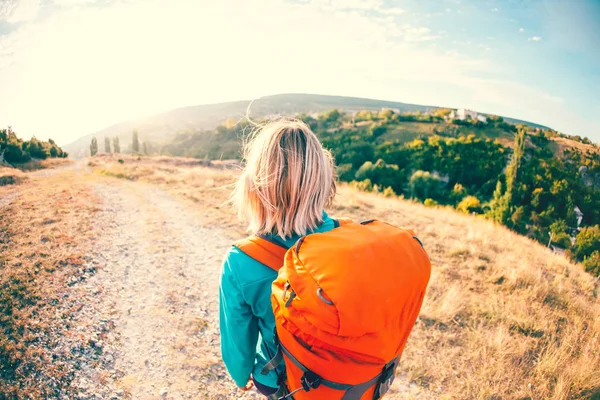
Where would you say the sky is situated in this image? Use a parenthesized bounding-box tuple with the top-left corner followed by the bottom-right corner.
(0, 0, 599, 146)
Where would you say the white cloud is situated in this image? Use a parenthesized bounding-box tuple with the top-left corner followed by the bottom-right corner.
(0, 0, 40, 23)
(519, 27, 525, 32)
(403, 27, 441, 42)
(380, 7, 405, 15)
(53, 0, 96, 6)
(329, 0, 382, 10)
(491, 7, 498, 12)
(528, 36, 542, 41)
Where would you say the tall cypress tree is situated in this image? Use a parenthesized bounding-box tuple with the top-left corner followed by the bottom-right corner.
(113, 137, 121, 153)
(489, 128, 526, 224)
(104, 137, 111, 153)
(90, 137, 98, 156)
(132, 130, 140, 154)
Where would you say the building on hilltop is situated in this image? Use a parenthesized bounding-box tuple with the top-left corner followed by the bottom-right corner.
(449, 108, 487, 123)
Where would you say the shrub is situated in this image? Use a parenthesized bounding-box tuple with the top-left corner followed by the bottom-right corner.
(350, 179, 374, 192)
(382, 186, 396, 197)
(424, 198, 438, 207)
(552, 232, 572, 249)
(457, 195, 482, 214)
(582, 251, 600, 276)
(572, 226, 600, 263)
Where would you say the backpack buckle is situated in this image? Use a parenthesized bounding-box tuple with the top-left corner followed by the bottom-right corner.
(300, 370, 322, 391)
(373, 357, 399, 399)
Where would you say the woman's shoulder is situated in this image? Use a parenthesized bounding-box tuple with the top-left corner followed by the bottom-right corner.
(223, 244, 277, 287)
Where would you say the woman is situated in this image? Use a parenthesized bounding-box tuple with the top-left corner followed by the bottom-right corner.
(219, 118, 337, 396)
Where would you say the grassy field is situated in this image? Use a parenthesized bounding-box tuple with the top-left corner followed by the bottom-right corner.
(0, 166, 28, 186)
(0, 168, 101, 398)
(87, 154, 600, 400)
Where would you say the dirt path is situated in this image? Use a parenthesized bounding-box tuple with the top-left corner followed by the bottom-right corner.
(82, 178, 262, 400)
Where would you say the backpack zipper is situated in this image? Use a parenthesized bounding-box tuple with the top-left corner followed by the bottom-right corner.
(282, 281, 297, 307)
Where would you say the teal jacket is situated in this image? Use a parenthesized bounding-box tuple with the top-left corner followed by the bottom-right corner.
(219, 212, 336, 388)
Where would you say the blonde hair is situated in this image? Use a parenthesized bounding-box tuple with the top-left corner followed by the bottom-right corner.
(232, 118, 336, 239)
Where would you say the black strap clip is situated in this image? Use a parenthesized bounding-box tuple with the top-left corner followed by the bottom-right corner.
(301, 370, 322, 391)
(382, 360, 396, 382)
(373, 357, 399, 399)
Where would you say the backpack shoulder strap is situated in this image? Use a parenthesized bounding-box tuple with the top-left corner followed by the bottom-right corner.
(234, 235, 287, 271)
(332, 217, 353, 228)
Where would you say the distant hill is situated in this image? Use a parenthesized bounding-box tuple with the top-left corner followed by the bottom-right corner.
(63, 93, 552, 158)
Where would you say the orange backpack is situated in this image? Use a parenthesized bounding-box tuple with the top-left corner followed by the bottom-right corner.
(235, 218, 431, 400)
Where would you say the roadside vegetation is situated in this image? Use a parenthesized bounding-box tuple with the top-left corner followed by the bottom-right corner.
(0, 171, 100, 398)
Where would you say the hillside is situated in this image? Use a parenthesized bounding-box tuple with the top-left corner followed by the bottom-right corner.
(3, 155, 597, 399)
(62, 93, 553, 158)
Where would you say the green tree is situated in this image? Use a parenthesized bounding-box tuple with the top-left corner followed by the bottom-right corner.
(319, 109, 342, 127)
(105, 137, 111, 153)
(90, 137, 98, 156)
(582, 251, 600, 276)
(378, 109, 395, 121)
(489, 180, 509, 224)
(368, 123, 387, 139)
(510, 206, 527, 233)
(355, 159, 404, 193)
(142, 142, 148, 155)
(572, 226, 600, 263)
(489, 128, 525, 224)
(552, 233, 572, 249)
(409, 170, 442, 201)
(355, 110, 376, 122)
(132, 130, 140, 153)
(113, 137, 121, 153)
(505, 128, 526, 203)
(550, 219, 568, 236)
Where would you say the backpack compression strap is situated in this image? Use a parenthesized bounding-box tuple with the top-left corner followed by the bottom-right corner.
(234, 236, 287, 271)
(262, 341, 400, 400)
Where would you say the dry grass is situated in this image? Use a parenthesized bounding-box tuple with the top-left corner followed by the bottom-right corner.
(0, 172, 101, 398)
(549, 137, 600, 156)
(13, 157, 73, 171)
(89, 155, 600, 399)
(0, 167, 28, 186)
